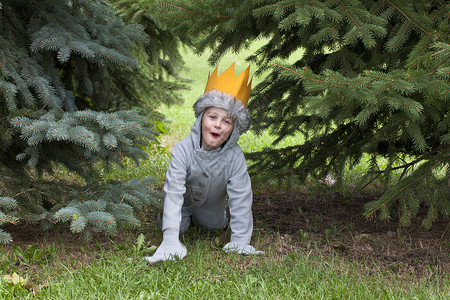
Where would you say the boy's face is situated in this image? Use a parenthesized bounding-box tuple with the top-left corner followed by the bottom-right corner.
(201, 107, 234, 151)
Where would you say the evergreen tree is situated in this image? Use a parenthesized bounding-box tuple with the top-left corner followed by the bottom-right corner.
(0, 0, 184, 243)
(156, 0, 449, 228)
(110, 0, 187, 95)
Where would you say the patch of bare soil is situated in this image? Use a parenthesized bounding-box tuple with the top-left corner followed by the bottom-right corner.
(252, 190, 450, 278)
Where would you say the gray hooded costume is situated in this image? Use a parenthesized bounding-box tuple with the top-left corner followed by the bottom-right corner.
(161, 90, 253, 244)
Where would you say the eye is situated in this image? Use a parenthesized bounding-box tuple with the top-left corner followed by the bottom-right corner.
(223, 119, 232, 125)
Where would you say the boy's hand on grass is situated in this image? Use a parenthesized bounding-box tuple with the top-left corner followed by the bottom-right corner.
(223, 241, 264, 255)
(143, 230, 187, 263)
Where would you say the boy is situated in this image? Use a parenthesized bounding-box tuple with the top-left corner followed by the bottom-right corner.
(144, 63, 262, 263)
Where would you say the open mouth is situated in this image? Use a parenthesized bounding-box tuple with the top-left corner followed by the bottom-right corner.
(211, 132, 219, 138)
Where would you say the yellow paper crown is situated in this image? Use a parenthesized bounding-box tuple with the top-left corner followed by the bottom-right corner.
(204, 63, 252, 107)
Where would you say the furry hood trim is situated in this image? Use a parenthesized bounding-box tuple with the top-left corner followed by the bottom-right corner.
(193, 90, 250, 134)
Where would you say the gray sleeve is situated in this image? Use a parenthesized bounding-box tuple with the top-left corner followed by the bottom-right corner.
(227, 151, 253, 244)
(162, 144, 187, 231)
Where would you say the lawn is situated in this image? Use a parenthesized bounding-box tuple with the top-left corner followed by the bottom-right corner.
(0, 44, 449, 299)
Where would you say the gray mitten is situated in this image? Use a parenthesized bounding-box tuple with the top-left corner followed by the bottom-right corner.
(223, 241, 264, 255)
(143, 230, 187, 263)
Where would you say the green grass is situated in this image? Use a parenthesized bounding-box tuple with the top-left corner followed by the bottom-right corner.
(1, 232, 448, 299)
(35, 255, 450, 299)
(98, 143, 171, 183)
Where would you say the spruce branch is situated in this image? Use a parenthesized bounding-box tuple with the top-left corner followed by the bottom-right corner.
(386, 0, 439, 39)
(158, 2, 232, 19)
(364, 158, 444, 220)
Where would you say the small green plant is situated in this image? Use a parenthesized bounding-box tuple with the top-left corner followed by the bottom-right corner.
(12, 244, 56, 266)
(324, 225, 343, 243)
(133, 233, 146, 253)
(0, 249, 16, 274)
(298, 229, 309, 242)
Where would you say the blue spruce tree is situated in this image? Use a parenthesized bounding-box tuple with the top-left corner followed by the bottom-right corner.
(0, 0, 184, 243)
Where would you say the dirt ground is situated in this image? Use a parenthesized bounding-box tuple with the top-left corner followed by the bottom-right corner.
(3, 190, 449, 280)
(252, 190, 450, 278)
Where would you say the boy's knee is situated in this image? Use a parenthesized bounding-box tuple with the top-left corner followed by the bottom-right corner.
(180, 216, 191, 233)
(192, 215, 228, 231)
